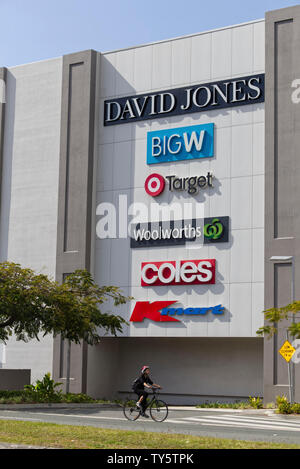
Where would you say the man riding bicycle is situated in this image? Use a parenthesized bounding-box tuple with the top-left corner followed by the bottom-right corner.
(133, 365, 161, 418)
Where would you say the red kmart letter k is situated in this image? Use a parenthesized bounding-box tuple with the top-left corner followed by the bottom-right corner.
(129, 301, 180, 322)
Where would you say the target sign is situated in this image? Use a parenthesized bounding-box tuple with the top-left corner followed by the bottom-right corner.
(145, 173, 165, 197)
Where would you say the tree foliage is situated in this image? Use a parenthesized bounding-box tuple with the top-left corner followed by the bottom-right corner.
(0, 262, 130, 345)
(257, 301, 300, 339)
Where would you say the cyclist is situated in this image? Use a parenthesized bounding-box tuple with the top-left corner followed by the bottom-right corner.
(133, 365, 161, 418)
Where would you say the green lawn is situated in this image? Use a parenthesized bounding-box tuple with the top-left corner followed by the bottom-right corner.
(0, 420, 299, 449)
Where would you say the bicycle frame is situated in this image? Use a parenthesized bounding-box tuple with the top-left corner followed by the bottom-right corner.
(143, 389, 160, 410)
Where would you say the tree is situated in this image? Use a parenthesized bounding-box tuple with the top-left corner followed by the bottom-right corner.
(257, 301, 300, 339)
(0, 262, 130, 344)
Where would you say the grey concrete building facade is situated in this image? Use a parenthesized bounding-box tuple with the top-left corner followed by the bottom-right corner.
(0, 5, 299, 404)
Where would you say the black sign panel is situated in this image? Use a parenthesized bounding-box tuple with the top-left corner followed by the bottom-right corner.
(130, 217, 229, 248)
(104, 74, 264, 126)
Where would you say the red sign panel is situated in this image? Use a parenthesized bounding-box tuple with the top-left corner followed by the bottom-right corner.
(141, 259, 215, 286)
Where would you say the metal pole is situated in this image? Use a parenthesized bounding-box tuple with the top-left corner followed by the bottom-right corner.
(287, 330, 293, 403)
(291, 258, 295, 404)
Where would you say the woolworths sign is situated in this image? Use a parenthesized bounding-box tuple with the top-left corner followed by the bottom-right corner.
(130, 217, 229, 248)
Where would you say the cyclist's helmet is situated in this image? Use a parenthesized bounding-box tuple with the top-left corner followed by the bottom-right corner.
(141, 365, 150, 374)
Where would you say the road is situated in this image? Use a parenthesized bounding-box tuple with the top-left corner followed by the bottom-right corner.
(0, 406, 300, 446)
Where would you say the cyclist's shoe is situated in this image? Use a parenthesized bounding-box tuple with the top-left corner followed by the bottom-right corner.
(136, 402, 141, 409)
(141, 412, 149, 418)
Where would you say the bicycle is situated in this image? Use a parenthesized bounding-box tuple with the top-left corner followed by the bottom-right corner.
(123, 388, 168, 422)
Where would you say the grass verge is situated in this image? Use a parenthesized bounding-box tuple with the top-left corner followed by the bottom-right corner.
(0, 420, 299, 449)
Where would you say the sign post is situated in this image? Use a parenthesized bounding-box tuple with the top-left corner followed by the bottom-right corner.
(279, 335, 296, 403)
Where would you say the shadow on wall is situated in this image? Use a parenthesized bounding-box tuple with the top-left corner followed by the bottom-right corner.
(86, 337, 263, 404)
(0, 70, 16, 262)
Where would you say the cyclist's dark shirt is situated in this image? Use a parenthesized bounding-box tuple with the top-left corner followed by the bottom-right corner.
(135, 374, 153, 391)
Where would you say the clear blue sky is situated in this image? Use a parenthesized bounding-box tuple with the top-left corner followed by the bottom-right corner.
(1, 0, 299, 67)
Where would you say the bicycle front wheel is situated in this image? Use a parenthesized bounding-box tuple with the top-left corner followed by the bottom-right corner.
(150, 399, 168, 422)
(123, 401, 141, 421)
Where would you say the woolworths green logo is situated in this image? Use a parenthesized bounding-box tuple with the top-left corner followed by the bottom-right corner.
(204, 218, 224, 240)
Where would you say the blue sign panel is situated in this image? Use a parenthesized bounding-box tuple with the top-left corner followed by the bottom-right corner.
(147, 123, 214, 165)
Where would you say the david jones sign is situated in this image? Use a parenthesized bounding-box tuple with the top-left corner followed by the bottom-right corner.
(104, 74, 265, 125)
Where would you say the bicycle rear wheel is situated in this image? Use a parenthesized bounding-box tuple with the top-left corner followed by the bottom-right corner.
(149, 399, 168, 422)
(123, 401, 141, 421)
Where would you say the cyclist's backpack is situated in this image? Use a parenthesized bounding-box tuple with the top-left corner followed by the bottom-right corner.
(131, 377, 139, 392)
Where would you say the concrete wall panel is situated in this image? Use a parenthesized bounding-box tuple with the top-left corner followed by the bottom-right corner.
(264, 5, 300, 402)
(0, 59, 62, 383)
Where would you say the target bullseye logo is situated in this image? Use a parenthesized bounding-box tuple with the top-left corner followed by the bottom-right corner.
(145, 173, 165, 197)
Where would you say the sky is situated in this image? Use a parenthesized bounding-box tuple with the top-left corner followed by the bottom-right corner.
(0, 0, 299, 67)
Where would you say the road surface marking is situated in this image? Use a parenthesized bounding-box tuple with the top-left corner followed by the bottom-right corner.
(0, 416, 42, 422)
(183, 416, 300, 432)
(183, 415, 300, 427)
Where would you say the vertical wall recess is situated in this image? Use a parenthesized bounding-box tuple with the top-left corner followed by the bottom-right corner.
(53, 50, 97, 393)
(274, 19, 294, 239)
(265, 6, 300, 402)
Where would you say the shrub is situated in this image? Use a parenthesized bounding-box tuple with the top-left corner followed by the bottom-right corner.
(0, 378, 116, 404)
(196, 401, 251, 409)
(235, 401, 250, 409)
(248, 396, 263, 409)
(291, 403, 300, 414)
(24, 373, 63, 403)
(63, 393, 94, 403)
(276, 395, 292, 414)
(0, 390, 25, 399)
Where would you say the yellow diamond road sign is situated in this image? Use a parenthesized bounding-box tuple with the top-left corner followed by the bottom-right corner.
(279, 341, 296, 362)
